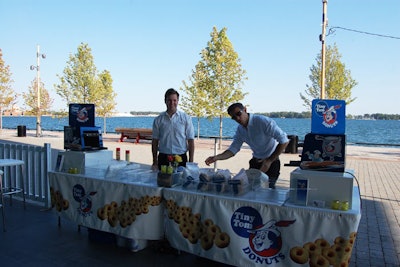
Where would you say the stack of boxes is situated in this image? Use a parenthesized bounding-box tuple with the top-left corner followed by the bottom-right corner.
(289, 99, 354, 210)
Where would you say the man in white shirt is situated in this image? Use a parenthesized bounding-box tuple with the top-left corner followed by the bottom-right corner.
(205, 103, 289, 189)
(151, 88, 195, 171)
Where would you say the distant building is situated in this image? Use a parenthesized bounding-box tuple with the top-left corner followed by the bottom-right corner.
(2, 105, 24, 116)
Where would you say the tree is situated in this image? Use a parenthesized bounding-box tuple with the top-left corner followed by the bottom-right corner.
(181, 27, 247, 147)
(95, 70, 117, 134)
(180, 61, 210, 139)
(55, 43, 98, 105)
(300, 43, 357, 109)
(54, 43, 117, 131)
(0, 49, 18, 130)
(22, 78, 53, 115)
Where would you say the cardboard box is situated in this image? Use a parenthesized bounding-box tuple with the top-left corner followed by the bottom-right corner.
(289, 168, 354, 209)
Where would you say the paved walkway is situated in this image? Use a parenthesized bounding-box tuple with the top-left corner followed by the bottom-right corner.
(346, 158, 400, 267)
(0, 129, 399, 266)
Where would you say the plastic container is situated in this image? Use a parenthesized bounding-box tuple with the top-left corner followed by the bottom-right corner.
(285, 135, 299, 154)
(180, 168, 251, 196)
(116, 148, 121, 160)
(245, 169, 269, 190)
(17, 125, 27, 137)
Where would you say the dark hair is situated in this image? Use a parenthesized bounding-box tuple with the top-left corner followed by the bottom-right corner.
(227, 103, 244, 115)
(164, 88, 179, 102)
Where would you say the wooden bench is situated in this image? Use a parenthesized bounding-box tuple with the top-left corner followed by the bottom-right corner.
(115, 128, 153, 143)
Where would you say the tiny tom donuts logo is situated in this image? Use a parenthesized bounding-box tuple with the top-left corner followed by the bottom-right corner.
(72, 184, 97, 217)
(231, 206, 295, 265)
(70, 105, 92, 123)
(314, 100, 342, 128)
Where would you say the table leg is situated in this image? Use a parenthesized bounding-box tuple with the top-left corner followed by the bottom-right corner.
(0, 172, 5, 231)
(20, 164, 26, 209)
(213, 138, 218, 172)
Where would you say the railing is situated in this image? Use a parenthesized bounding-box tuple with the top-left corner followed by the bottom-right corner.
(0, 142, 52, 207)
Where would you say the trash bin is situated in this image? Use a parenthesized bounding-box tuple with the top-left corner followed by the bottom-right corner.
(17, 125, 26, 137)
(285, 135, 298, 154)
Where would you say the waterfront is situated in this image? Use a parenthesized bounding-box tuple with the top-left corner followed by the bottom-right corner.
(1, 116, 400, 146)
(0, 129, 399, 266)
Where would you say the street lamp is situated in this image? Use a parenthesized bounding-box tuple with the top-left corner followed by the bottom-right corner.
(320, 0, 328, 99)
(30, 45, 46, 137)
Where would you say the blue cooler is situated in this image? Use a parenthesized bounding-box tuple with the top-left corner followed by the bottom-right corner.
(311, 99, 346, 135)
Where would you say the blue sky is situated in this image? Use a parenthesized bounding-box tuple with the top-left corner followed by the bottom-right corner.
(1, 0, 399, 115)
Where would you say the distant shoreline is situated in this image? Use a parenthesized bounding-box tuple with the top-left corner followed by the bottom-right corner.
(0, 127, 400, 148)
(2, 127, 400, 148)
(2, 114, 400, 120)
(2, 116, 399, 147)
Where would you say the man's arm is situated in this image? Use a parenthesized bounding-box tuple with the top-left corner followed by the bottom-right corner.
(205, 150, 235, 166)
(187, 139, 195, 162)
(151, 139, 159, 170)
(260, 142, 289, 172)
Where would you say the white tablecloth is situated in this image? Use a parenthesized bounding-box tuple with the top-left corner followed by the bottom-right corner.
(163, 186, 361, 267)
(48, 171, 164, 240)
(48, 170, 361, 266)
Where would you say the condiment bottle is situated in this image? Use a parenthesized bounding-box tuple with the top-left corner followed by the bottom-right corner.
(116, 148, 121, 160)
(341, 201, 349, 211)
(331, 200, 340, 210)
(125, 150, 130, 162)
(167, 163, 173, 174)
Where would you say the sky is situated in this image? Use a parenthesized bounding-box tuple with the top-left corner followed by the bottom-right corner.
(1, 0, 399, 115)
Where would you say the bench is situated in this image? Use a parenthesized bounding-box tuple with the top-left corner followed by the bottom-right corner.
(115, 128, 153, 143)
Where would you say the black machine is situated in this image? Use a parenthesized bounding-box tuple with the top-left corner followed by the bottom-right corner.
(64, 103, 106, 151)
(300, 133, 346, 172)
(80, 127, 106, 150)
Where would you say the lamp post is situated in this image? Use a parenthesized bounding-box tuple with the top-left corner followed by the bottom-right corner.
(320, 0, 328, 99)
(30, 45, 46, 137)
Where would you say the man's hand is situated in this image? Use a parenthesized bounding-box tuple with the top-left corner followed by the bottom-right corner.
(151, 164, 159, 171)
(205, 156, 216, 166)
(260, 159, 272, 173)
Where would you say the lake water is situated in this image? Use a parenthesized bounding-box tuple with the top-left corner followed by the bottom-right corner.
(2, 116, 399, 146)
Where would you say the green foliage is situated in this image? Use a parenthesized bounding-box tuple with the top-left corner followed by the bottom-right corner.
(129, 111, 159, 116)
(180, 27, 247, 142)
(22, 78, 53, 115)
(0, 50, 17, 109)
(95, 70, 117, 117)
(300, 43, 357, 109)
(259, 111, 311, 118)
(0, 49, 18, 128)
(348, 113, 400, 120)
(54, 43, 117, 122)
(200, 27, 248, 117)
(127, 110, 399, 120)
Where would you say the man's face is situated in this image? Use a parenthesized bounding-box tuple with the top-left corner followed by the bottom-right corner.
(166, 93, 178, 113)
(230, 107, 247, 126)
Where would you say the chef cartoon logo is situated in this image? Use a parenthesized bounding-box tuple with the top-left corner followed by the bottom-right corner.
(72, 184, 97, 217)
(70, 105, 92, 123)
(231, 206, 295, 264)
(314, 100, 342, 128)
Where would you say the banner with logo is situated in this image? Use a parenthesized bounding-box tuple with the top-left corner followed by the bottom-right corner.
(163, 188, 361, 267)
(49, 172, 164, 240)
(311, 99, 346, 135)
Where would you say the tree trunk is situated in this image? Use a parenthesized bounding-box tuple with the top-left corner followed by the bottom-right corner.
(0, 107, 2, 130)
(219, 114, 223, 150)
(197, 117, 200, 140)
(103, 116, 107, 134)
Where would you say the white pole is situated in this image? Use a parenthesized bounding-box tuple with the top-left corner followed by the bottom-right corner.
(36, 45, 41, 137)
(320, 0, 328, 99)
(213, 137, 218, 172)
